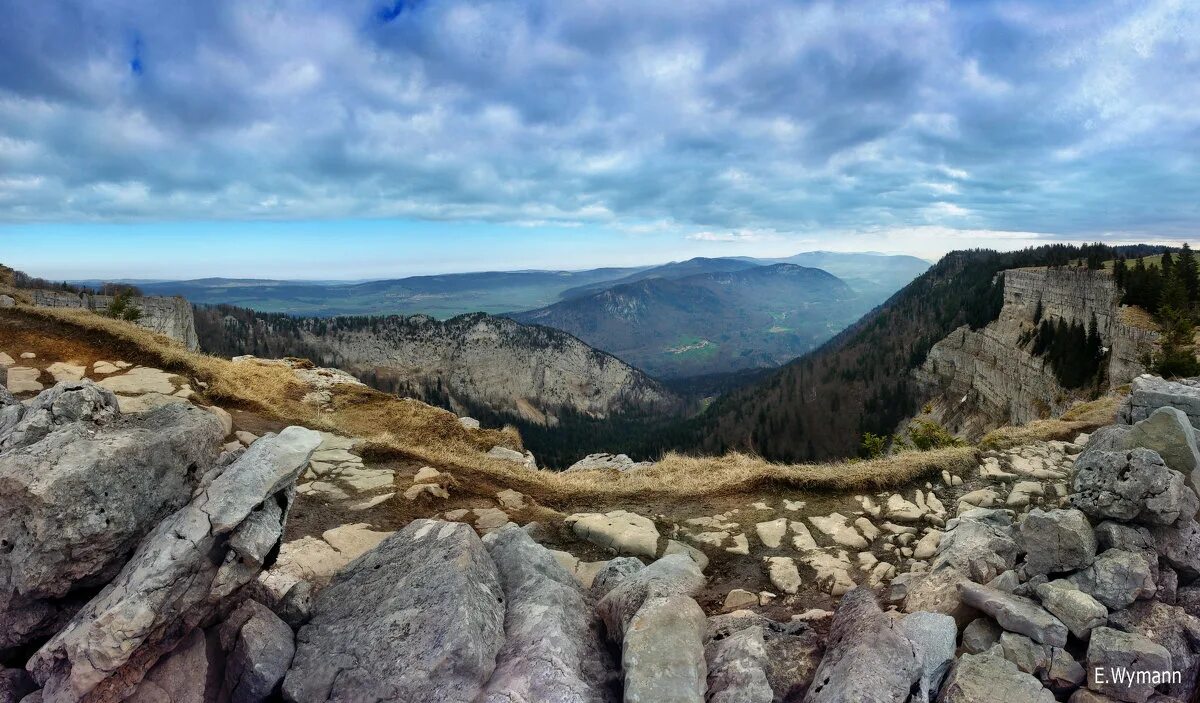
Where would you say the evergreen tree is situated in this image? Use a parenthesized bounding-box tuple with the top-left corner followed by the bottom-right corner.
(1179, 243, 1199, 303)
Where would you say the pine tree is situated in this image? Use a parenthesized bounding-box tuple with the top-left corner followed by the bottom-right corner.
(1179, 243, 1199, 303)
(1113, 257, 1127, 288)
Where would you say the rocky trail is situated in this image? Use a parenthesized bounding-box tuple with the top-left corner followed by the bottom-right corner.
(3, 332, 1200, 702)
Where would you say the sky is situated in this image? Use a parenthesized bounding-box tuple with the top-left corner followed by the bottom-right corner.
(1, 0, 1199, 280)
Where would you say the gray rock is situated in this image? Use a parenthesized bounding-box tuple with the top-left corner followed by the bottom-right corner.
(898, 611, 957, 702)
(0, 380, 120, 449)
(1122, 375, 1200, 428)
(0, 401, 224, 656)
(704, 625, 772, 703)
(931, 508, 1020, 584)
(1129, 407, 1200, 486)
(1158, 565, 1179, 604)
(283, 520, 505, 703)
(1081, 425, 1134, 456)
(1035, 580, 1108, 640)
(997, 632, 1085, 691)
(935, 653, 1054, 703)
(223, 601, 294, 703)
(563, 453, 646, 473)
(1070, 448, 1199, 526)
(1150, 518, 1200, 582)
(1086, 627, 1173, 703)
(1068, 549, 1157, 610)
(1178, 586, 1200, 617)
(958, 581, 1069, 647)
(903, 567, 977, 627)
(805, 588, 921, 703)
(0, 294, 13, 308)
(28, 426, 319, 703)
(1018, 508, 1097, 576)
(0, 668, 36, 703)
(623, 595, 706, 703)
(987, 569, 1021, 593)
(480, 524, 614, 703)
(589, 556, 645, 601)
(1095, 521, 1160, 581)
(1107, 600, 1200, 702)
(706, 612, 822, 703)
(276, 581, 313, 630)
(596, 553, 704, 643)
(962, 617, 1004, 654)
(125, 627, 222, 703)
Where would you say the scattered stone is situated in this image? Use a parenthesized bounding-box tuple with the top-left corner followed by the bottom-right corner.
(809, 513, 868, 550)
(19, 352, 35, 359)
(564, 452, 646, 472)
(886, 493, 924, 521)
(474, 507, 510, 532)
(487, 445, 537, 470)
(764, 557, 801, 594)
(798, 550, 856, 597)
(566, 510, 659, 558)
(5, 366, 43, 394)
(724, 589, 759, 611)
(495, 488, 527, 510)
(1006, 481, 1044, 509)
(725, 533, 750, 555)
(458, 416, 480, 430)
(755, 518, 787, 549)
(44, 362, 85, 383)
(348, 492, 394, 511)
(91, 361, 119, 375)
(790, 521, 818, 550)
(914, 530, 943, 559)
(932, 508, 1020, 584)
(783, 499, 806, 511)
(664, 539, 709, 571)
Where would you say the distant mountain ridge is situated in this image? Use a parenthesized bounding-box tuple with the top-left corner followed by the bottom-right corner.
(511, 263, 862, 377)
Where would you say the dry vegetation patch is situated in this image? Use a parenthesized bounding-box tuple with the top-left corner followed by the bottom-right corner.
(979, 394, 1120, 450)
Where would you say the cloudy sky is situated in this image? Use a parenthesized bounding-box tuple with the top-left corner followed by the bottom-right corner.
(1, 1, 1198, 279)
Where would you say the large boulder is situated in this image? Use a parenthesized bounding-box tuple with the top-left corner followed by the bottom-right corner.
(1095, 521, 1161, 582)
(903, 567, 977, 627)
(222, 600, 295, 703)
(804, 588, 921, 702)
(995, 632, 1085, 691)
(283, 520, 506, 703)
(928, 652, 1053, 703)
(622, 595, 707, 703)
(1150, 518, 1200, 582)
(705, 611, 823, 703)
(1129, 407, 1200, 487)
(480, 524, 615, 702)
(930, 509, 1019, 584)
(1086, 627, 1173, 703)
(898, 611, 957, 702)
(28, 426, 320, 703)
(1107, 600, 1200, 702)
(704, 625, 772, 703)
(1070, 448, 1198, 525)
(1068, 549, 1157, 610)
(124, 627, 222, 703)
(1018, 508, 1097, 576)
(957, 582, 1069, 647)
(0, 399, 224, 657)
(595, 554, 704, 643)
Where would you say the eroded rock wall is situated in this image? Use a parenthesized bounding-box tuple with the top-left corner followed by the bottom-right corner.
(915, 268, 1155, 438)
(29, 290, 199, 351)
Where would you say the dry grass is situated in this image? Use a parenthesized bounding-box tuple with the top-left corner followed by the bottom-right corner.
(4, 301, 981, 505)
(1120, 305, 1158, 333)
(979, 394, 1120, 450)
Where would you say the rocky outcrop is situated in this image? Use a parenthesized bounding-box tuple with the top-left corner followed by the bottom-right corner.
(27, 425, 320, 702)
(28, 289, 199, 351)
(0, 384, 225, 656)
(916, 267, 1154, 438)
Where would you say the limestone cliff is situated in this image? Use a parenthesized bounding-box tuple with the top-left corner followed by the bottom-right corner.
(29, 289, 199, 351)
(199, 310, 681, 426)
(915, 267, 1156, 439)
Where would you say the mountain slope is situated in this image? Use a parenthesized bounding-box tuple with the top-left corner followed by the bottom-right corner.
(512, 264, 862, 377)
(138, 267, 648, 318)
(757, 251, 931, 299)
(558, 257, 761, 299)
(193, 306, 684, 447)
(686, 245, 1133, 462)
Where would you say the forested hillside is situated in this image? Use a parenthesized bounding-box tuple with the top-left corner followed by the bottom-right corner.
(683, 244, 1152, 462)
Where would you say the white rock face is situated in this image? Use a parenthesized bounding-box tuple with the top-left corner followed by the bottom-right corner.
(566, 510, 660, 558)
(29, 289, 199, 350)
(915, 267, 1154, 439)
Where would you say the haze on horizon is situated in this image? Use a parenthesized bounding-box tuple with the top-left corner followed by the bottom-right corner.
(1, 1, 1198, 280)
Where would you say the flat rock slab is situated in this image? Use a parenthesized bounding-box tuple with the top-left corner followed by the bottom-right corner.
(566, 510, 659, 558)
(284, 520, 506, 703)
(5, 367, 43, 394)
(97, 366, 180, 395)
(938, 653, 1054, 702)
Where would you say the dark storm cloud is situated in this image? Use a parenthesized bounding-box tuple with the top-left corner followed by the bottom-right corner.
(0, 0, 1197, 241)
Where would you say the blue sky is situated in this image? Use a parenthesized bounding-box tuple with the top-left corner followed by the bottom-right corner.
(1, 1, 1198, 279)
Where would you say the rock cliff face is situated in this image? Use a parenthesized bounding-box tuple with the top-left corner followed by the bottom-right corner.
(205, 312, 680, 426)
(916, 268, 1156, 438)
(29, 290, 199, 351)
